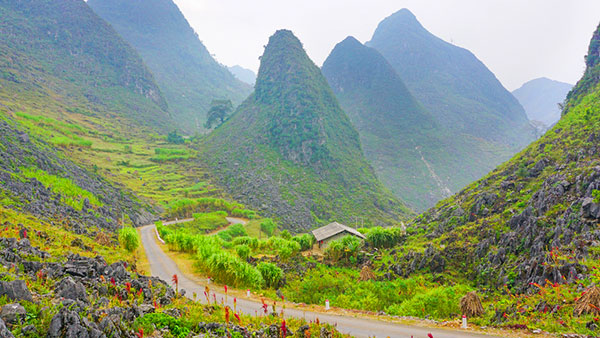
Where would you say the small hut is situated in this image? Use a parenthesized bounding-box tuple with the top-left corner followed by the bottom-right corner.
(312, 222, 365, 248)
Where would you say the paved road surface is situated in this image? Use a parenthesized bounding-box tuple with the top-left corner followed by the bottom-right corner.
(140, 224, 502, 338)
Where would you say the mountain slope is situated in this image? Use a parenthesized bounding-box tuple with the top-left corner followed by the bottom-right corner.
(201, 30, 411, 231)
(322, 36, 454, 209)
(513, 77, 573, 126)
(366, 9, 534, 172)
(228, 65, 257, 86)
(0, 0, 172, 131)
(396, 22, 600, 296)
(88, 0, 252, 133)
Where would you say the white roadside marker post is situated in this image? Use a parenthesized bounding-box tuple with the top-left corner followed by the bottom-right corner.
(462, 315, 468, 329)
(325, 299, 330, 310)
(247, 289, 251, 297)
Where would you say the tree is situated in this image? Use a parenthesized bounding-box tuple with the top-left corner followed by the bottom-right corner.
(204, 99, 233, 129)
(167, 130, 184, 144)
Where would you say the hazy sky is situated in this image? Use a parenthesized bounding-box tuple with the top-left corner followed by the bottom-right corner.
(173, 0, 600, 90)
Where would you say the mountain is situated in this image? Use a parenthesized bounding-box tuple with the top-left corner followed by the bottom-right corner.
(513, 77, 573, 127)
(228, 65, 257, 86)
(201, 30, 412, 230)
(366, 9, 535, 175)
(0, 0, 172, 131)
(322, 36, 456, 209)
(88, 0, 252, 133)
(398, 21, 600, 295)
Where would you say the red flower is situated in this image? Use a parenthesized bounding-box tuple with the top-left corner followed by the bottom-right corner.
(110, 277, 116, 287)
(428, 334, 434, 338)
(125, 282, 131, 294)
(234, 313, 241, 324)
(224, 285, 228, 293)
(135, 328, 143, 338)
(225, 306, 230, 324)
(281, 319, 287, 336)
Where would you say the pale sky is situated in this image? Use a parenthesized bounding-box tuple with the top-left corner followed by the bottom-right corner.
(173, 0, 600, 90)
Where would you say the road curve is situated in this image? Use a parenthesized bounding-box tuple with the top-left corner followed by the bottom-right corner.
(140, 224, 502, 338)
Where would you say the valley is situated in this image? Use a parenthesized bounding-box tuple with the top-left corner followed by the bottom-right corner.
(0, 1, 598, 337)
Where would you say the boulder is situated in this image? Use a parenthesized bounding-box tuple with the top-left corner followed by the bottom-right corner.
(0, 280, 33, 302)
(56, 277, 88, 303)
(0, 303, 26, 324)
(48, 308, 104, 338)
(0, 318, 15, 338)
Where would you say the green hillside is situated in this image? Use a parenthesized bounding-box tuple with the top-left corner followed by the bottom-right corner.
(0, 0, 173, 131)
(366, 9, 535, 189)
(88, 0, 252, 134)
(322, 36, 498, 210)
(201, 30, 412, 231)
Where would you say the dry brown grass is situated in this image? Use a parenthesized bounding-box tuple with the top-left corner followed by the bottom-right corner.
(460, 291, 484, 317)
(94, 232, 112, 246)
(359, 265, 375, 281)
(575, 286, 600, 316)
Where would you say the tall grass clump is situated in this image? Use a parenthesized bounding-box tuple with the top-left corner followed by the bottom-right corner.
(365, 226, 405, 249)
(202, 252, 263, 288)
(21, 167, 102, 210)
(257, 262, 283, 288)
(260, 218, 277, 237)
(292, 233, 315, 251)
(325, 235, 362, 264)
(217, 223, 247, 242)
(119, 227, 140, 252)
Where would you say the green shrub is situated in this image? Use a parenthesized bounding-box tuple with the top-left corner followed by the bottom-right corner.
(260, 218, 277, 237)
(366, 226, 405, 248)
(262, 237, 301, 260)
(292, 233, 315, 251)
(134, 313, 191, 338)
(236, 244, 250, 260)
(325, 235, 362, 263)
(593, 189, 600, 203)
(233, 236, 259, 249)
(386, 284, 472, 320)
(119, 227, 139, 252)
(280, 229, 292, 240)
(203, 252, 263, 287)
(257, 262, 283, 288)
(217, 223, 247, 242)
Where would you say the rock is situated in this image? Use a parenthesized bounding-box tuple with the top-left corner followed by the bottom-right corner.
(0, 303, 26, 324)
(582, 197, 600, 219)
(0, 318, 15, 338)
(0, 280, 33, 302)
(48, 308, 104, 338)
(56, 277, 88, 303)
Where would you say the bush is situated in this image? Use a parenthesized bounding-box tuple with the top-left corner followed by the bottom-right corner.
(257, 262, 283, 288)
(134, 313, 191, 338)
(325, 235, 362, 263)
(217, 223, 247, 242)
(366, 226, 405, 249)
(203, 252, 263, 287)
(119, 227, 139, 252)
(236, 244, 250, 260)
(292, 233, 315, 251)
(260, 218, 277, 237)
(167, 131, 184, 144)
(233, 236, 259, 249)
(386, 284, 472, 320)
(280, 229, 292, 240)
(262, 237, 301, 260)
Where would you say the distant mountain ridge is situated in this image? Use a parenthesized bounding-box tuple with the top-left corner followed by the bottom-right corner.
(513, 77, 573, 127)
(366, 9, 532, 146)
(322, 36, 454, 209)
(89, 0, 252, 133)
(0, 0, 173, 131)
(201, 30, 411, 230)
(228, 65, 256, 86)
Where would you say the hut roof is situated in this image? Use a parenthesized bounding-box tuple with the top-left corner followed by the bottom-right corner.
(311, 222, 366, 242)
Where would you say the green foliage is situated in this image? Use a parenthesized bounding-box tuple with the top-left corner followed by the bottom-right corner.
(167, 131, 185, 144)
(593, 190, 600, 203)
(257, 262, 283, 288)
(259, 218, 277, 237)
(134, 313, 191, 338)
(325, 235, 362, 264)
(119, 227, 140, 253)
(232, 236, 259, 249)
(261, 237, 301, 260)
(217, 223, 247, 242)
(166, 198, 255, 219)
(21, 168, 103, 211)
(292, 233, 315, 251)
(386, 284, 472, 319)
(279, 229, 291, 240)
(235, 244, 250, 260)
(365, 226, 405, 249)
(203, 252, 264, 287)
(205, 99, 233, 129)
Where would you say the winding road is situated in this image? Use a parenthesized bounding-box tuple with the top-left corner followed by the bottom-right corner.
(140, 223, 503, 338)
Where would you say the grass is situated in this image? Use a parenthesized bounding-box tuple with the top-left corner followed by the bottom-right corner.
(21, 167, 103, 211)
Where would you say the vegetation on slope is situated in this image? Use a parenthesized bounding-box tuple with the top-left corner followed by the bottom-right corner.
(365, 9, 535, 198)
(323, 36, 490, 210)
(201, 30, 412, 231)
(88, 0, 252, 134)
(0, 0, 172, 132)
